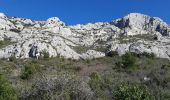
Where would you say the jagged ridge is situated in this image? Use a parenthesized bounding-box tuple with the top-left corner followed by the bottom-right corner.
(0, 12, 170, 60)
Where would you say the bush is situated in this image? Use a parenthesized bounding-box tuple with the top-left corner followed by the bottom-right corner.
(150, 53, 156, 59)
(9, 56, 17, 62)
(0, 41, 4, 45)
(89, 72, 102, 84)
(0, 74, 17, 100)
(42, 50, 49, 59)
(85, 59, 91, 64)
(161, 64, 170, 70)
(113, 83, 154, 100)
(121, 52, 137, 69)
(10, 29, 21, 33)
(20, 63, 40, 80)
(23, 24, 32, 27)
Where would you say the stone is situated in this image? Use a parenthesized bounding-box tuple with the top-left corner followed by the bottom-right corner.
(81, 50, 105, 60)
(0, 12, 170, 60)
(113, 13, 170, 36)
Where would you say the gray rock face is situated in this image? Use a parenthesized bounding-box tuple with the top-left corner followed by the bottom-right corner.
(0, 12, 170, 60)
(113, 13, 170, 36)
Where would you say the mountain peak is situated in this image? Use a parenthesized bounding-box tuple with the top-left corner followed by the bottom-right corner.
(126, 13, 148, 18)
(112, 13, 169, 36)
(46, 17, 65, 28)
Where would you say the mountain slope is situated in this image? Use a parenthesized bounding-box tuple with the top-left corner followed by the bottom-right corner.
(0, 12, 170, 60)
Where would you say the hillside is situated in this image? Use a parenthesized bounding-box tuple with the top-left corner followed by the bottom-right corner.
(0, 12, 170, 60)
(0, 13, 170, 100)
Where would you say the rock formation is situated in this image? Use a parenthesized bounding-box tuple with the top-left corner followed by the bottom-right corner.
(0, 12, 170, 59)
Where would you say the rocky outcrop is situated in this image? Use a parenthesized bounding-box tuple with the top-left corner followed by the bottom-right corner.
(81, 50, 105, 60)
(113, 13, 170, 36)
(129, 41, 170, 59)
(50, 36, 80, 59)
(0, 12, 170, 60)
(43, 17, 72, 36)
(0, 13, 15, 30)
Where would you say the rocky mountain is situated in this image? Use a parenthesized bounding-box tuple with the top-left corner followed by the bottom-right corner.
(0, 12, 170, 60)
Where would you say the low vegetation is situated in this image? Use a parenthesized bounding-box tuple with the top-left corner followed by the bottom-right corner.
(20, 62, 40, 80)
(0, 38, 14, 49)
(113, 83, 154, 100)
(117, 34, 159, 44)
(0, 74, 17, 100)
(9, 56, 17, 62)
(0, 51, 170, 99)
(10, 29, 21, 33)
(42, 50, 50, 59)
(89, 72, 107, 99)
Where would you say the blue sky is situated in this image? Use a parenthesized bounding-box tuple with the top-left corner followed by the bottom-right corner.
(0, 0, 170, 25)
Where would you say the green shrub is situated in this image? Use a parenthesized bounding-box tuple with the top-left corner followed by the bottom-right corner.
(23, 24, 32, 27)
(150, 53, 156, 59)
(42, 50, 49, 59)
(0, 41, 4, 45)
(114, 52, 138, 72)
(90, 72, 102, 82)
(0, 74, 17, 100)
(20, 63, 40, 80)
(121, 52, 137, 69)
(9, 56, 17, 62)
(85, 59, 91, 64)
(113, 83, 154, 100)
(10, 29, 21, 33)
(161, 64, 170, 70)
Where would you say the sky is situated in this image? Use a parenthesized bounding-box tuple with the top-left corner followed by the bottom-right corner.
(0, 0, 170, 25)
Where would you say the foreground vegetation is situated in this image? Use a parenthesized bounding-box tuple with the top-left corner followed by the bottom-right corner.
(0, 52, 170, 100)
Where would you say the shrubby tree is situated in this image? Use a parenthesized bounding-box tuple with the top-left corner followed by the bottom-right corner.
(121, 52, 137, 68)
(114, 52, 139, 72)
